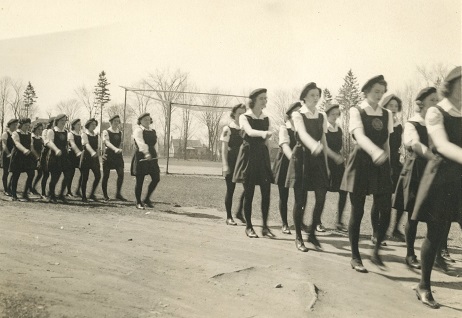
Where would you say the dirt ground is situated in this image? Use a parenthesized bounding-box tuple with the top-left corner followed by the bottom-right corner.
(0, 170, 461, 318)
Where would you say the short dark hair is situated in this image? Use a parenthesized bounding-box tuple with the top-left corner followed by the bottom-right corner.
(440, 77, 460, 98)
(230, 103, 246, 119)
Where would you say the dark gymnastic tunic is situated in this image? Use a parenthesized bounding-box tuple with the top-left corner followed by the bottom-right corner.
(226, 125, 243, 178)
(389, 123, 403, 188)
(272, 127, 296, 186)
(412, 106, 462, 222)
(69, 132, 83, 169)
(103, 130, 124, 170)
(32, 135, 44, 170)
(392, 121, 428, 212)
(40, 130, 50, 173)
(80, 133, 100, 170)
(130, 129, 160, 176)
(2, 131, 14, 170)
(10, 132, 35, 173)
(340, 107, 392, 195)
(285, 113, 329, 190)
(232, 116, 273, 185)
(326, 127, 345, 192)
(47, 130, 71, 173)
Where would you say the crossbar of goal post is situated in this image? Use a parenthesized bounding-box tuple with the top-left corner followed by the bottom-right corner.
(120, 86, 247, 175)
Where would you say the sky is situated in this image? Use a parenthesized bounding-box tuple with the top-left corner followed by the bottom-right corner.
(0, 0, 461, 129)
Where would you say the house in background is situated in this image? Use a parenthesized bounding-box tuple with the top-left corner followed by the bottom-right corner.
(170, 138, 209, 160)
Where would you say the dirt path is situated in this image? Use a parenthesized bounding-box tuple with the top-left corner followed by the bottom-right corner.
(0, 202, 461, 318)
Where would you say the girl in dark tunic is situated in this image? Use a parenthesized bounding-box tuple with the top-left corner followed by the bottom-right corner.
(2, 118, 18, 196)
(10, 118, 37, 201)
(380, 94, 405, 242)
(272, 102, 301, 234)
(392, 87, 438, 270)
(40, 117, 54, 198)
(46, 114, 72, 203)
(80, 118, 101, 202)
(412, 67, 462, 309)
(221, 104, 246, 225)
(286, 83, 329, 252)
(324, 103, 348, 232)
(31, 122, 44, 195)
(340, 75, 393, 272)
(67, 119, 83, 197)
(131, 113, 160, 210)
(102, 115, 127, 201)
(233, 88, 274, 238)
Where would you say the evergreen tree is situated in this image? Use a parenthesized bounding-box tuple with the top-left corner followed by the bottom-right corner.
(336, 69, 361, 158)
(319, 88, 333, 112)
(23, 81, 37, 118)
(94, 71, 111, 151)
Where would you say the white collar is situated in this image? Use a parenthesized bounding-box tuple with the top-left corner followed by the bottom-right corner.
(327, 121, 338, 131)
(54, 126, 66, 132)
(108, 127, 120, 133)
(32, 133, 41, 138)
(71, 130, 81, 135)
(408, 114, 425, 125)
(229, 121, 240, 129)
(139, 125, 151, 131)
(359, 99, 384, 114)
(438, 98, 462, 117)
(244, 109, 267, 119)
(299, 105, 318, 116)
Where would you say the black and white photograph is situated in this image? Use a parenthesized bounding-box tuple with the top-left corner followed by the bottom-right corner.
(0, 0, 461, 317)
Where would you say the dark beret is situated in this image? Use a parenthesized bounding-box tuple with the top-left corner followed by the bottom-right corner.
(71, 118, 81, 127)
(381, 94, 402, 112)
(109, 114, 120, 123)
(415, 87, 437, 102)
(54, 114, 67, 124)
(84, 118, 98, 129)
(361, 75, 385, 93)
(285, 101, 302, 117)
(325, 103, 340, 115)
(249, 88, 267, 100)
(19, 118, 31, 126)
(7, 118, 19, 126)
(299, 83, 321, 101)
(137, 112, 150, 122)
(32, 122, 43, 132)
(444, 66, 461, 83)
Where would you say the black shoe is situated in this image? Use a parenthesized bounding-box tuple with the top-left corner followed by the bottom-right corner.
(316, 224, 327, 232)
(295, 237, 309, 252)
(392, 230, 406, 242)
(136, 203, 145, 210)
(4, 191, 11, 197)
(351, 259, 368, 273)
(441, 249, 455, 263)
(245, 227, 258, 238)
(58, 195, 68, 204)
(308, 234, 323, 251)
(226, 218, 237, 226)
(103, 196, 110, 202)
(434, 256, 449, 272)
(11, 196, 18, 201)
(336, 223, 348, 232)
(115, 194, 128, 201)
(371, 253, 387, 270)
(66, 192, 74, 197)
(405, 255, 421, 269)
(143, 200, 154, 208)
(75, 191, 82, 198)
(48, 196, 58, 204)
(31, 189, 40, 196)
(262, 227, 276, 238)
(20, 195, 30, 202)
(89, 195, 99, 202)
(414, 286, 440, 309)
(235, 212, 246, 224)
(81, 197, 88, 203)
(282, 224, 291, 234)
(371, 235, 387, 246)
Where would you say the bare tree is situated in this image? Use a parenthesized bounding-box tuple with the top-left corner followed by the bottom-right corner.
(197, 91, 227, 161)
(75, 85, 98, 118)
(177, 91, 197, 160)
(9, 80, 24, 119)
(57, 99, 82, 123)
(45, 108, 54, 119)
(267, 88, 298, 144)
(144, 68, 189, 155)
(0, 77, 12, 136)
(416, 63, 449, 88)
(130, 80, 154, 117)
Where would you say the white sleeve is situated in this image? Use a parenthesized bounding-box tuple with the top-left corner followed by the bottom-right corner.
(67, 131, 74, 142)
(322, 112, 328, 134)
(402, 122, 420, 147)
(82, 133, 97, 156)
(292, 112, 318, 151)
(47, 129, 59, 153)
(81, 132, 89, 146)
(239, 114, 266, 138)
(42, 129, 48, 144)
(349, 107, 363, 133)
(12, 132, 29, 154)
(220, 126, 231, 143)
(386, 109, 394, 134)
(133, 127, 149, 155)
(103, 130, 118, 151)
(278, 125, 290, 146)
(425, 107, 445, 135)
(1, 132, 7, 142)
